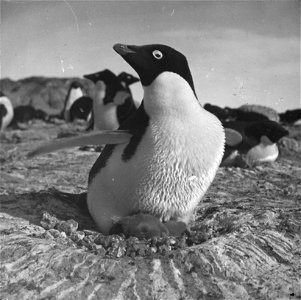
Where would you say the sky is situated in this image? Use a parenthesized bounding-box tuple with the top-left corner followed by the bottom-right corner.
(1, 0, 300, 112)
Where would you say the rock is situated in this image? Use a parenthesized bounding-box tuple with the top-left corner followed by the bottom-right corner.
(239, 104, 280, 122)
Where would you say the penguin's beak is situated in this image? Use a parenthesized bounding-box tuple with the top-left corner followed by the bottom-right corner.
(113, 44, 136, 56)
(83, 74, 94, 82)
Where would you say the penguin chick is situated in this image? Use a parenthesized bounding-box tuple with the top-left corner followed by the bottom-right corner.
(109, 214, 169, 239)
(0, 91, 14, 131)
(87, 43, 225, 235)
(109, 213, 187, 239)
(221, 119, 289, 167)
(84, 69, 135, 130)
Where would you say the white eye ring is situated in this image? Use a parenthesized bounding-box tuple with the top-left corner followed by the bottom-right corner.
(152, 50, 163, 59)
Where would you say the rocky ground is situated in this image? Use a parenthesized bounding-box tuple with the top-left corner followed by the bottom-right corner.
(0, 119, 300, 299)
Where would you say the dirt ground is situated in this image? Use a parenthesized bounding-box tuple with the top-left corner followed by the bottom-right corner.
(0, 120, 300, 299)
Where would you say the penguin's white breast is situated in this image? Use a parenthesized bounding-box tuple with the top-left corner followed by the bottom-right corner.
(93, 102, 119, 130)
(65, 88, 83, 111)
(0, 96, 14, 130)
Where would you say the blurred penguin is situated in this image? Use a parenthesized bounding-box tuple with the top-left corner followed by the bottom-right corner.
(63, 81, 92, 122)
(222, 119, 289, 167)
(84, 69, 137, 131)
(0, 91, 14, 131)
(204, 103, 269, 122)
(280, 109, 301, 126)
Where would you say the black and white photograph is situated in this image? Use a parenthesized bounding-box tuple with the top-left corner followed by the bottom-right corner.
(0, 1, 300, 299)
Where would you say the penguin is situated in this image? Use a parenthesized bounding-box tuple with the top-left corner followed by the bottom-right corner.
(28, 43, 225, 237)
(117, 71, 140, 88)
(0, 91, 14, 131)
(68, 96, 93, 122)
(86, 43, 225, 235)
(116, 71, 139, 123)
(279, 109, 301, 125)
(84, 69, 136, 131)
(204, 103, 269, 122)
(203, 103, 231, 121)
(63, 81, 92, 122)
(221, 119, 289, 167)
(10, 105, 48, 128)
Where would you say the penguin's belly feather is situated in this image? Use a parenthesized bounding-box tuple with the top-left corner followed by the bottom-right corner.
(87, 112, 224, 233)
(94, 103, 119, 130)
(246, 143, 279, 164)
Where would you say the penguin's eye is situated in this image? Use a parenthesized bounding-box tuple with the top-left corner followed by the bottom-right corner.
(152, 50, 163, 59)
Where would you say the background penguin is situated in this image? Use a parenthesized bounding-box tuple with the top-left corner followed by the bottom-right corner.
(86, 43, 225, 236)
(117, 71, 140, 89)
(221, 119, 289, 167)
(0, 91, 14, 131)
(204, 103, 269, 122)
(117, 71, 140, 121)
(84, 69, 137, 131)
(279, 109, 301, 125)
(68, 96, 93, 122)
(9, 105, 49, 128)
(63, 81, 92, 122)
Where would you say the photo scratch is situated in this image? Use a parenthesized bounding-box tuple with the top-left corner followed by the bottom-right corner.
(59, 55, 65, 73)
(63, 0, 80, 32)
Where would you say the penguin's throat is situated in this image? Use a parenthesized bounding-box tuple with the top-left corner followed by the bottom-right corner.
(143, 72, 199, 117)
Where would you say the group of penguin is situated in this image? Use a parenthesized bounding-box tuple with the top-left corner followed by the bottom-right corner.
(0, 71, 139, 133)
(4, 43, 301, 239)
(62, 70, 140, 132)
(203, 103, 295, 167)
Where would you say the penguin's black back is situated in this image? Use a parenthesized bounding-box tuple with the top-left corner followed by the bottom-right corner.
(116, 96, 137, 125)
(88, 101, 149, 183)
(69, 96, 93, 121)
(0, 104, 8, 128)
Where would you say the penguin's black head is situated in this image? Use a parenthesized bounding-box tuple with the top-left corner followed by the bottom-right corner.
(84, 69, 129, 105)
(70, 81, 82, 89)
(84, 69, 117, 85)
(113, 43, 196, 94)
(117, 72, 140, 86)
(245, 120, 289, 143)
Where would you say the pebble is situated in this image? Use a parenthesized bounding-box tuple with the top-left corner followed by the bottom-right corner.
(55, 219, 78, 235)
(38, 211, 222, 258)
(40, 212, 59, 230)
(48, 229, 61, 238)
(70, 231, 85, 243)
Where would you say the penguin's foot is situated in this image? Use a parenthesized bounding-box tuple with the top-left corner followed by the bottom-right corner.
(109, 214, 187, 239)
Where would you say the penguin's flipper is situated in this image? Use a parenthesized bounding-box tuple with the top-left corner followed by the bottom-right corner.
(224, 128, 243, 146)
(27, 130, 132, 158)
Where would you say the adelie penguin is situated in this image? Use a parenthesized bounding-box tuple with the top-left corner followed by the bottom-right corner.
(84, 69, 138, 131)
(0, 91, 14, 131)
(222, 119, 289, 167)
(28, 43, 225, 238)
(63, 81, 92, 122)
